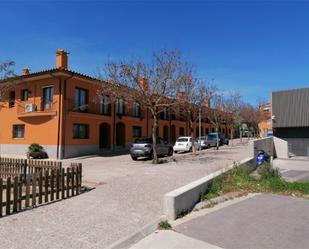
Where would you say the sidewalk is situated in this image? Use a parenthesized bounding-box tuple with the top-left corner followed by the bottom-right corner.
(130, 193, 309, 249)
(274, 157, 309, 182)
(130, 230, 222, 249)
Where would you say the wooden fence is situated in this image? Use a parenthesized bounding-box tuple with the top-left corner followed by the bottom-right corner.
(0, 163, 82, 217)
(0, 157, 62, 181)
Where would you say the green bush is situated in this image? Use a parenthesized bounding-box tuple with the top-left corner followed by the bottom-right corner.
(28, 143, 43, 152)
(28, 143, 48, 159)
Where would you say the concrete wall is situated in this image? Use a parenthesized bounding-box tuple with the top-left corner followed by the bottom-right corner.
(63, 144, 100, 158)
(273, 137, 289, 158)
(251, 136, 290, 159)
(163, 157, 255, 220)
(0, 144, 58, 159)
(250, 137, 274, 158)
(285, 138, 309, 157)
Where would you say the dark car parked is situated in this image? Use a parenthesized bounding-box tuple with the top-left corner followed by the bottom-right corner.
(207, 132, 229, 146)
(129, 137, 173, 160)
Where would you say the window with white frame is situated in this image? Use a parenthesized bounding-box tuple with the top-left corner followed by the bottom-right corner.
(73, 124, 89, 139)
(13, 124, 25, 138)
(74, 87, 88, 112)
(132, 126, 142, 137)
(132, 101, 140, 117)
(100, 95, 110, 115)
(116, 97, 124, 115)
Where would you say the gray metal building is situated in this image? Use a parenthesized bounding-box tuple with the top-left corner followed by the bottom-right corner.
(272, 87, 309, 157)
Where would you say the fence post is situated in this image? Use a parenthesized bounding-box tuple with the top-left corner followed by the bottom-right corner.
(71, 167, 75, 196)
(13, 176, 18, 213)
(18, 175, 22, 211)
(56, 169, 60, 200)
(44, 171, 49, 203)
(0, 178, 3, 217)
(23, 159, 28, 182)
(66, 167, 70, 198)
(38, 171, 43, 205)
(61, 168, 65, 199)
(6, 177, 11, 215)
(50, 170, 54, 202)
(25, 175, 31, 208)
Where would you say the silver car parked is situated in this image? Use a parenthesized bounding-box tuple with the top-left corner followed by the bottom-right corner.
(130, 137, 173, 160)
(196, 136, 217, 149)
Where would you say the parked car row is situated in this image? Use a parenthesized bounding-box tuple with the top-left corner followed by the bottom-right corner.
(129, 132, 229, 160)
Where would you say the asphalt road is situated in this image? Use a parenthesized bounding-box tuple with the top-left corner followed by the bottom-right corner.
(176, 194, 309, 249)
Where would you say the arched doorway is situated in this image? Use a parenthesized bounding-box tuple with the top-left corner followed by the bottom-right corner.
(116, 122, 126, 147)
(99, 123, 111, 149)
(163, 125, 169, 141)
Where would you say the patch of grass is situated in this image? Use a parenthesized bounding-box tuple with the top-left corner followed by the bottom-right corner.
(203, 163, 309, 200)
(158, 220, 172, 230)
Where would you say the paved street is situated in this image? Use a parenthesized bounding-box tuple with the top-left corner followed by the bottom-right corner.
(131, 194, 309, 249)
(0, 141, 251, 249)
(175, 194, 309, 249)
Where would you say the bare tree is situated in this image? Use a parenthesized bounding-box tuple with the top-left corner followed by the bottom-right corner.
(99, 49, 183, 164)
(225, 90, 243, 146)
(239, 102, 260, 139)
(207, 91, 227, 150)
(178, 67, 216, 154)
(0, 61, 15, 100)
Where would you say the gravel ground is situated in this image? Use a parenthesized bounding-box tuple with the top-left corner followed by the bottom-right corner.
(0, 140, 251, 249)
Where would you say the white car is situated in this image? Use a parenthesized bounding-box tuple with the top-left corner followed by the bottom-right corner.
(173, 137, 199, 153)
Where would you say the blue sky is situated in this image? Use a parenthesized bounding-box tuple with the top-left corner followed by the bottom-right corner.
(1, 1, 309, 104)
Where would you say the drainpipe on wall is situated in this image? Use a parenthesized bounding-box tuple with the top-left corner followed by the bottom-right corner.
(49, 72, 73, 159)
(61, 74, 74, 159)
(146, 108, 149, 137)
(112, 100, 116, 153)
(48, 73, 62, 160)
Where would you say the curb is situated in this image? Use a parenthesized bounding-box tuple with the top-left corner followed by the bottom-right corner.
(164, 157, 255, 220)
(105, 215, 167, 249)
(194, 192, 246, 210)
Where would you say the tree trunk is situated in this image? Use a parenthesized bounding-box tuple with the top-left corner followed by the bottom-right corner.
(216, 126, 219, 150)
(231, 127, 234, 147)
(152, 115, 159, 164)
(240, 128, 243, 143)
(190, 120, 196, 155)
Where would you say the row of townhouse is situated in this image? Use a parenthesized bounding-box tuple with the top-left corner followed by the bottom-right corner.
(0, 49, 231, 159)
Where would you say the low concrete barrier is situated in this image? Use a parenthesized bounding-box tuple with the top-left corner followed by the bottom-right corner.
(273, 137, 289, 159)
(163, 157, 254, 220)
(250, 137, 274, 158)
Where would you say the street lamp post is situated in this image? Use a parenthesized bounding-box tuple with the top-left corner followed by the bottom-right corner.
(199, 107, 201, 152)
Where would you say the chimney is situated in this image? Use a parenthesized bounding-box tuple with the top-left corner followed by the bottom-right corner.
(56, 49, 69, 69)
(23, 68, 30, 75)
(205, 98, 211, 108)
(221, 102, 225, 111)
(138, 77, 148, 91)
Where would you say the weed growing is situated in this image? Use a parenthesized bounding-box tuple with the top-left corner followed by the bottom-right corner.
(203, 163, 309, 200)
(158, 220, 172, 230)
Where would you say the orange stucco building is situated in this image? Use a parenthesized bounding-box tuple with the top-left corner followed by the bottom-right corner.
(258, 103, 272, 137)
(0, 50, 230, 159)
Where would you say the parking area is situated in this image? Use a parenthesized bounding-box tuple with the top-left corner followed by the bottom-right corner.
(0, 140, 251, 249)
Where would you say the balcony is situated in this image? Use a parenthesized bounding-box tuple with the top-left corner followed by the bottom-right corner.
(17, 103, 57, 118)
